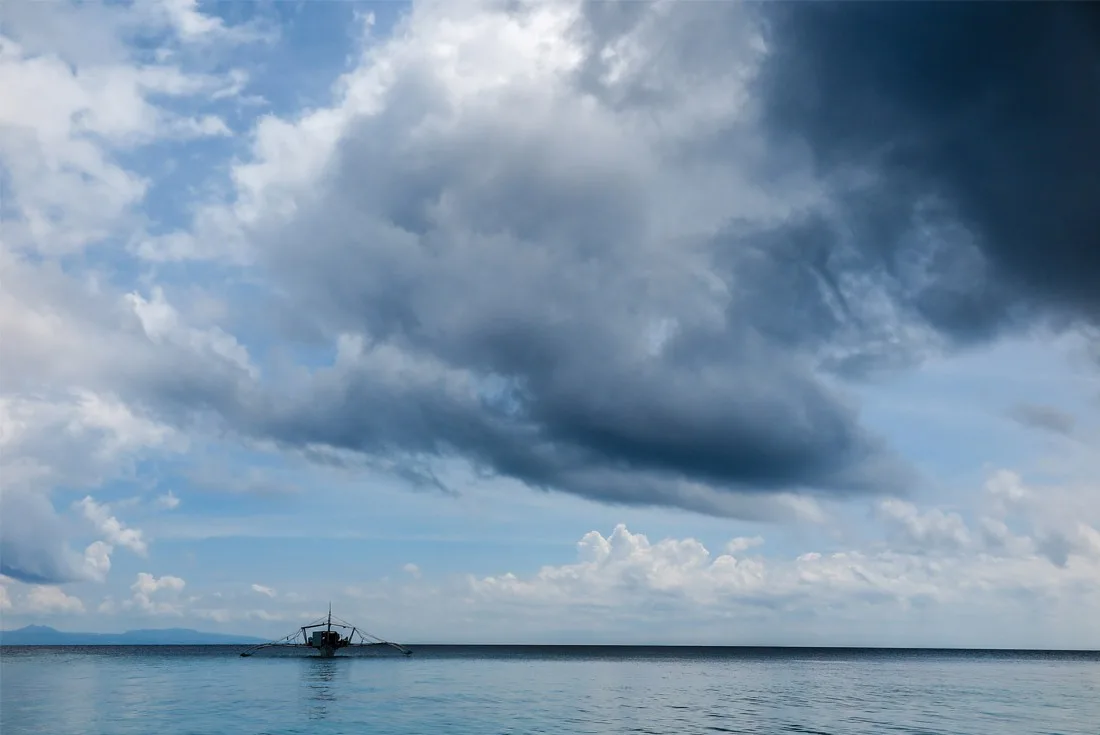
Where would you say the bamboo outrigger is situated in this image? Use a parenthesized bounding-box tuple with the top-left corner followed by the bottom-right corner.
(239, 604, 412, 658)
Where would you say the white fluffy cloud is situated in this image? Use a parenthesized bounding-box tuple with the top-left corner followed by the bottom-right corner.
(875, 498, 972, 552)
(0, 349, 167, 587)
(129, 572, 186, 615)
(92, 574, 293, 623)
(0, 392, 180, 494)
(979, 468, 1100, 567)
(0, 0, 261, 587)
(82, 541, 114, 583)
(77, 496, 148, 556)
(466, 469, 1100, 644)
(23, 585, 86, 615)
(133, 572, 185, 596)
(0, 385, 168, 583)
(0, 29, 239, 255)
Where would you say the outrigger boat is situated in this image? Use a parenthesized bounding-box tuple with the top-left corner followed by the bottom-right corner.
(239, 604, 412, 658)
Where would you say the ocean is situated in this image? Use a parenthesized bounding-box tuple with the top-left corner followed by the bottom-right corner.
(2, 646, 1097, 734)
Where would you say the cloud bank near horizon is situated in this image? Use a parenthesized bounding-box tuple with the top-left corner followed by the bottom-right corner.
(4, 466, 1098, 647)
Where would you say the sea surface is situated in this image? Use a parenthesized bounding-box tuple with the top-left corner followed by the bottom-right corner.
(2, 646, 1098, 734)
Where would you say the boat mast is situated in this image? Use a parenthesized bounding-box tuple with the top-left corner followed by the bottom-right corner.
(327, 602, 332, 633)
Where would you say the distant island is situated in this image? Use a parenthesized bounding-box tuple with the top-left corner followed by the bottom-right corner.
(0, 624, 268, 645)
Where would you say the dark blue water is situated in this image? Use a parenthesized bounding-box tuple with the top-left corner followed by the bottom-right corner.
(2, 646, 1097, 734)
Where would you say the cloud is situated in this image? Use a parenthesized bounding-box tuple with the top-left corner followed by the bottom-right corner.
(0, 391, 179, 478)
(0, 26, 245, 255)
(155, 491, 181, 510)
(5, 465, 1090, 646)
(402, 563, 421, 578)
(980, 469, 1100, 568)
(1006, 403, 1076, 436)
(77, 496, 148, 556)
(157, 0, 242, 42)
(251, 584, 276, 598)
(467, 482, 1100, 643)
(190, 0, 1091, 522)
(0, 223, 254, 586)
(0, 486, 84, 584)
(133, 0, 931, 520)
(96, 573, 188, 615)
(0, 0, 258, 587)
(0, 474, 120, 584)
(755, 2, 1100, 335)
(875, 499, 971, 553)
(130, 572, 187, 615)
(153, 0, 277, 45)
(82, 541, 114, 583)
(0, 388, 181, 583)
(446, 463, 1099, 643)
(2, 0, 1098, 547)
(133, 572, 186, 596)
(24, 585, 86, 615)
(725, 536, 764, 555)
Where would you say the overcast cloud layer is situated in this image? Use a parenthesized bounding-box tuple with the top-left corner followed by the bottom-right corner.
(0, 0, 1098, 644)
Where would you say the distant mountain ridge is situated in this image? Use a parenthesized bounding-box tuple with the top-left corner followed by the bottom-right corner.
(0, 624, 267, 645)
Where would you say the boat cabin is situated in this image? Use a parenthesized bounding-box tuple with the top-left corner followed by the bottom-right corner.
(310, 630, 343, 647)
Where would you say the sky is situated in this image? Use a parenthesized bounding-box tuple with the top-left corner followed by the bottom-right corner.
(1, 0, 1099, 649)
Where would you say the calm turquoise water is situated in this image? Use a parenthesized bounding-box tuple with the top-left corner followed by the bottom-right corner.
(2, 646, 1098, 734)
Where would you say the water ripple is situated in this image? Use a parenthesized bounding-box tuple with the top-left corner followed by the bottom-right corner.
(2, 647, 1098, 734)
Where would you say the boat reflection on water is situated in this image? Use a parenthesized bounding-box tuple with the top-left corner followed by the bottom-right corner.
(300, 657, 344, 720)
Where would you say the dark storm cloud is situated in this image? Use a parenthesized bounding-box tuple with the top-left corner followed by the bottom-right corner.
(224, 15, 915, 517)
(148, 1, 1098, 520)
(755, 1, 1100, 333)
(235, 272, 906, 518)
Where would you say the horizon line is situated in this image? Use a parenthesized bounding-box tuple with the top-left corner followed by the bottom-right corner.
(4, 625, 1097, 652)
